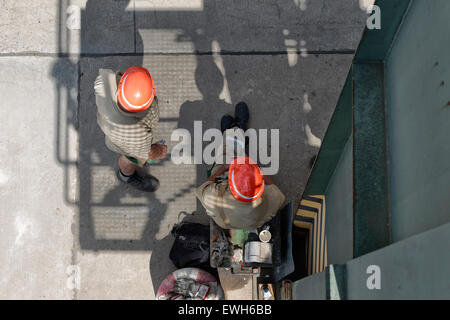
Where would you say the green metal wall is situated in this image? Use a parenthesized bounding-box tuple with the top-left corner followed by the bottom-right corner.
(292, 0, 450, 299)
(345, 222, 450, 299)
(386, 0, 450, 242)
(324, 136, 353, 265)
(293, 221, 450, 300)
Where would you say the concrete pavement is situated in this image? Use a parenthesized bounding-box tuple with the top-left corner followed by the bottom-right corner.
(0, 0, 373, 299)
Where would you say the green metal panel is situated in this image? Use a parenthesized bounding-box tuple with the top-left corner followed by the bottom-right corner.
(304, 72, 353, 195)
(324, 136, 353, 264)
(326, 264, 347, 300)
(354, 0, 412, 62)
(292, 264, 347, 300)
(353, 63, 390, 257)
(385, 0, 450, 241)
(293, 222, 450, 300)
(346, 222, 450, 300)
(293, 0, 448, 298)
(292, 270, 327, 300)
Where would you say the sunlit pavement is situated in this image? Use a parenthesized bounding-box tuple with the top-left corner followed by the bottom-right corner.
(0, 0, 373, 299)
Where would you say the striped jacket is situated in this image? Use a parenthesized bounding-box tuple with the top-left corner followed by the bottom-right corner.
(94, 69, 159, 160)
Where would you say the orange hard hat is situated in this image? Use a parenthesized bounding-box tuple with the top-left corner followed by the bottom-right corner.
(228, 156, 265, 202)
(117, 66, 155, 113)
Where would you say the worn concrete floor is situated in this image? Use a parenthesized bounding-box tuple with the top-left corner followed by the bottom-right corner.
(0, 0, 373, 299)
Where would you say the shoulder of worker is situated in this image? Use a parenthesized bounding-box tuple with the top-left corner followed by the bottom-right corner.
(195, 180, 215, 202)
(94, 69, 121, 117)
(263, 183, 286, 207)
(254, 183, 286, 225)
(195, 179, 230, 202)
(94, 69, 118, 93)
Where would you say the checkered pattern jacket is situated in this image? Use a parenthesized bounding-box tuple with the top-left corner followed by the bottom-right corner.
(94, 69, 159, 160)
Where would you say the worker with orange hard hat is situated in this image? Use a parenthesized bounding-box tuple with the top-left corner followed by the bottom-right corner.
(94, 66, 167, 192)
(195, 156, 285, 230)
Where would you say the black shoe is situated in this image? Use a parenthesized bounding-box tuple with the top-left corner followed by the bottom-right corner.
(234, 102, 249, 130)
(117, 170, 160, 192)
(221, 115, 235, 133)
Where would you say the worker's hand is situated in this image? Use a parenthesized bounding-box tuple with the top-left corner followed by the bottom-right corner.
(207, 164, 230, 182)
(149, 143, 168, 160)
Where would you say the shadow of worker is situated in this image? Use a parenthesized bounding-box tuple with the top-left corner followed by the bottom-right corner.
(177, 55, 233, 199)
(148, 56, 234, 294)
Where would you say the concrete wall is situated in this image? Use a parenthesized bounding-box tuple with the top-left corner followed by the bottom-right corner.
(386, 0, 450, 242)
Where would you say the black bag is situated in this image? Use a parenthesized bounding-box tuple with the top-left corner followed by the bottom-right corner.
(169, 222, 210, 269)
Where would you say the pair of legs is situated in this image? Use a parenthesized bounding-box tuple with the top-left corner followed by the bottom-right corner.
(209, 102, 250, 177)
(118, 154, 138, 175)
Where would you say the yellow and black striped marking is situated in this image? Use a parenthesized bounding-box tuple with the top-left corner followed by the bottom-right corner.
(294, 195, 327, 275)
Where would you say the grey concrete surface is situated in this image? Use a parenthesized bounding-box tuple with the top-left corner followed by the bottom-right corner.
(0, 0, 61, 54)
(135, 0, 369, 53)
(0, 0, 372, 299)
(1, 0, 372, 54)
(0, 57, 77, 299)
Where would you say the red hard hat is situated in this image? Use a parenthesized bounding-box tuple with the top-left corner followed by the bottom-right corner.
(117, 66, 155, 113)
(228, 156, 265, 202)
